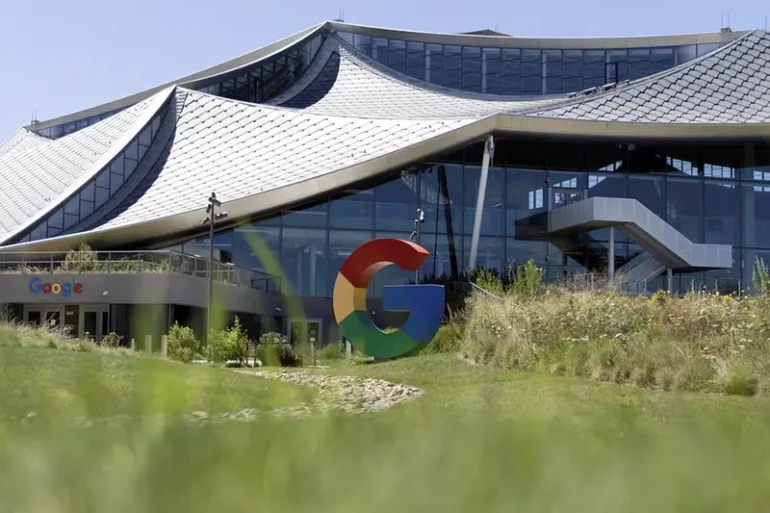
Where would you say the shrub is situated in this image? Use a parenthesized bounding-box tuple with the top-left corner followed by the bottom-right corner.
(257, 332, 302, 367)
(167, 322, 200, 363)
(101, 332, 123, 348)
(206, 317, 249, 364)
(319, 341, 345, 360)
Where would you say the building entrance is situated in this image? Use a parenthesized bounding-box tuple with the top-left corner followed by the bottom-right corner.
(288, 318, 323, 347)
(80, 306, 110, 342)
(24, 306, 65, 329)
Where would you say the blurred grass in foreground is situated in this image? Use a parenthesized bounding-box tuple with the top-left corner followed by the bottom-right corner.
(1, 345, 770, 511)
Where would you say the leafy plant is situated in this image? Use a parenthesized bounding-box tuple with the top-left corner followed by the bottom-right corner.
(319, 341, 345, 360)
(167, 322, 200, 363)
(206, 316, 249, 364)
(257, 332, 302, 367)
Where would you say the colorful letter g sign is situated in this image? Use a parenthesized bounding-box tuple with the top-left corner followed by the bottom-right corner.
(333, 238, 445, 359)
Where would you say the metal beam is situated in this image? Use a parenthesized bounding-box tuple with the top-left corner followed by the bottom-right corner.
(468, 135, 494, 271)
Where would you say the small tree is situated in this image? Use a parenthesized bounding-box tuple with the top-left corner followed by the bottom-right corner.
(206, 316, 249, 364)
(167, 322, 200, 363)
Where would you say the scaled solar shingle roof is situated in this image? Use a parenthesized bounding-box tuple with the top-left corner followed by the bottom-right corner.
(533, 30, 770, 123)
(0, 92, 166, 239)
(94, 89, 473, 230)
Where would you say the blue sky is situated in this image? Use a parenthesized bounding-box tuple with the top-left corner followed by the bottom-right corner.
(0, 0, 766, 140)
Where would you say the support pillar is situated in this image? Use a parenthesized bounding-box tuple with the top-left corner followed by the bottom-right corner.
(608, 227, 615, 283)
(469, 135, 495, 270)
(667, 268, 673, 293)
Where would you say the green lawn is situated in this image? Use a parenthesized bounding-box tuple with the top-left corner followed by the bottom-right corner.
(0, 346, 315, 417)
(3, 347, 770, 511)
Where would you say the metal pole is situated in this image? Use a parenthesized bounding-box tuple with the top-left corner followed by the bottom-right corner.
(207, 202, 214, 344)
(469, 135, 494, 270)
(415, 216, 421, 284)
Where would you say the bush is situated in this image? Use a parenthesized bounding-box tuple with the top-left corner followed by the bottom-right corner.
(257, 332, 302, 367)
(167, 322, 200, 363)
(101, 332, 123, 348)
(206, 317, 249, 364)
(319, 341, 345, 360)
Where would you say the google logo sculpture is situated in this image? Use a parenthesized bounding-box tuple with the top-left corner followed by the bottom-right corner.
(333, 238, 445, 359)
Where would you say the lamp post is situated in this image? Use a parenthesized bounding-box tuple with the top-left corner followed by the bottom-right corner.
(202, 192, 228, 344)
(409, 208, 425, 284)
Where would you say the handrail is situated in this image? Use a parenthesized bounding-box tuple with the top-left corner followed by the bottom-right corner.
(0, 250, 281, 294)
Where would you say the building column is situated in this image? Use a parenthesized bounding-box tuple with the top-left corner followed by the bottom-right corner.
(469, 135, 495, 270)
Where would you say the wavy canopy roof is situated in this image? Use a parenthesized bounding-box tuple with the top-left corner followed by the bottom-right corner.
(1, 25, 769, 253)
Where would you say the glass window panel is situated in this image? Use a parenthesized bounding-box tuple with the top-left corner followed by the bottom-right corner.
(543, 49, 562, 77)
(462, 46, 482, 92)
(521, 76, 541, 95)
(124, 156, 138, 177)
(463, 235, 505, 273)
(406, 41, 425, 80)
(353, 34, 372, 55)
(607, 49, 629, 82)
(372, 37, 389, 65)
(563, 77, 583, 92)
(464, 165, 504, 236)
(666, 177, 703, 242)
(95, 186, 109, 208)
(30, 223, 47, 241)
(521, 49, 540, 77)
(628, 175, 665, 218)
(64, 195, 79, 216)
(95, 171, 110, 189)
(675, 44, 697, 64)
(425, 43, 443, 84)
(328, 230, 373, 297)
(704, 182, 738, 245)
(281, 227, 327, 296)
(330, 190, 374, 229)
(151, 116, 161, 138)
(232, 224, 280, 272)
(125, 140, 138, 161)
(507, 239, 547, 270)
(388, 39, 406, 73)
(563, 50, 583, 78)
(650, 47, 675, 73)
(47, 222, 62, 238)
(375, 172, 421, 232)
(111, 156, 124, 177)
(338, 32, 354, 45)
(48, 208, 63, 229)
(628, 48, 651, 80)
(697, 43, 720, 56)
(80, 199, 94, 219)
(420, 164, 463, 235)
(482, 48, 501, 94)
(506, 168, 547, 240)
(110, 172, 124, 194)
(63, 213, 78, 230)
(420, 232, 463, 280)
(139, 126, 152, 147)
(743, 182, 770, 248)
(500, 49, 522, 95)
(443, 45, 462, 88)
(282, 202, 328, 228)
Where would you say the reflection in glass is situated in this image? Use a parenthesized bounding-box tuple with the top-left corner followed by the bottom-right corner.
(281, 228, 327, 296)
(705, 182, 739, 245)
(329, 190, 374, 229)
(328, 230, 372, 297)
(375, 172, 420, 232)
(666, 178, 703, 242)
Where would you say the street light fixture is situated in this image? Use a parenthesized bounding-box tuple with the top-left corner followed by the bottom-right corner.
(409, 208, 425, 283)
(201, 192, 228, 344)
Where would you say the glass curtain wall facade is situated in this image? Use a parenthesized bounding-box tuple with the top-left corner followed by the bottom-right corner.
(338, 31, 723, 96)
(174, 138, 770, 297)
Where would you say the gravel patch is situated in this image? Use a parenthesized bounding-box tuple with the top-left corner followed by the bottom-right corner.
(5, 370, 423, 427)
